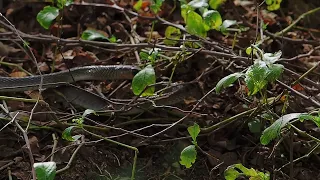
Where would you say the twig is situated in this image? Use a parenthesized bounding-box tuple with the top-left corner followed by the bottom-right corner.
(56, 136, 85, 174)
(276, 80, 320, 107)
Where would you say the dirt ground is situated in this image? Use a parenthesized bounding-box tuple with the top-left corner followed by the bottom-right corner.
(0, 0, 320, 179)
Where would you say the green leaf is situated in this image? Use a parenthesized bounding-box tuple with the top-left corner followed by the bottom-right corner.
(234, 164, 258, 176)
(202, 10, 222, 30)
(209, 0, 226, 9)
(224, 166, 241, 180)
(150, 0, 164, 13)
(108, 35, 117, 43)
(246, 47, 257, 55)
(187, 123, 200, 145)
(260, 113, 302, 145)
(245, 62, 269, 95)
(299, 114, 320, 128)
(179, 145, 197, 168)
(185, 10, 207, 37)
(224, 163, 270, 180)
(219, 20, 237, 34)
(266, 64, 283, 82)
(188, 0, 208, 9)
(266, 0, 282, 11)
(139, 52, 149, 60)
(57, 0, 73, 9)
(36, 6, 59, 29)
(181, 4, 193, 22)
(248, 119, 262, 133)
(215, 72, 243, 94)
(62, 126, 82, 142)
(34, 162, 56, 180)
(134, 0, 143, 11)
(263, 51, 282, 64)
(81, 29, 109, 41)
(82, 109, 96, 118)
(132, 65, 156, 96)
(164, 26, 181, 46)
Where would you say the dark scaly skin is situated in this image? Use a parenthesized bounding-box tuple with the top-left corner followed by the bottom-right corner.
(0, 65, 140, 92)
(0, 65, 201, 114)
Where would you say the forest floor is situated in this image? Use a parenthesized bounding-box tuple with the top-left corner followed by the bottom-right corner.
(0, 0, 320, 180)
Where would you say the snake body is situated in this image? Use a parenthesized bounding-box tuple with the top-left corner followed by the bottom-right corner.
(0, 65, 200, 113)
(0, 65, 140, 92)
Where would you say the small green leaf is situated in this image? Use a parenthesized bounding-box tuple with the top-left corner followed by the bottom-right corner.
(57, 0, 73, 9)
(37, 6, 59, 29)
(248, 119, 262, 133)
(203, 10, 222, 30)
(266, 64, 283, 82)
(187, 123, 200, 145)
(188, 0, 208, 9)
(215, 72, 243, 94)
(81, 29, 109, 41)
(108, 35, 117, 43)
(260, 113, 302, 145)
(179, 145, 197, 168)
(219, 20, 237, 34)
(224, 163, 270, 180)
(266, 0, 282, 11)
(150, 0, 164, 13)
(263, 51, 282, 64)
(62, 126, 82, 142)
(82, 109, 96, 118)
(246, 47, 257, 55)
(164, 26, 181, 46)
(132, 65, 156, 96)
(224, 166, 241, 180)
(185, 10, 207, 37)
(245, 62, 269, 95)
(209, 0, 226, 9)
(139, 52, 149, 60)
(34, 162, 56, 180)
(134, 0, 143, 11)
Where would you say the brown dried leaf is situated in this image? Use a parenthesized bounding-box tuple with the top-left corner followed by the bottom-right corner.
(10, 71, 27, 78)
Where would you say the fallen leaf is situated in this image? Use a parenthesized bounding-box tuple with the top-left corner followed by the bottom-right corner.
(10, 71, 27, 78)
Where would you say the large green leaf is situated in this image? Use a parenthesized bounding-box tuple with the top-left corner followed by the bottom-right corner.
(181, 4, 193, 22)
(245, 62, 269, 95)
(188, 0, 208, 9)
(263, 51, 282, 64)
(34, 162, 56, 180)
(62, 126, 82, 142)
(164, 26, 181, 46)
(187, 123, 200, 145)
(299, 114, 320, 128)
(266, 64, 283, 82)
(36, 6, 59, 29)
(224, 163, 270, 180)
(82, 109, 96, 118)
(185, 10, 207, 37)
(202, 10, 222, 30)
(219, 20, 237, 34)
(132, 65, 156, 96)
(209, 0, 226, 9)
(260, 113, 302, 145)
(81, 29, 109, 41)
(179, 145, 197, 168)
(215, 72, 243, 94)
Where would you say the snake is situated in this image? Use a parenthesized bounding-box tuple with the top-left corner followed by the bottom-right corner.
(0, 65, 201, 114)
